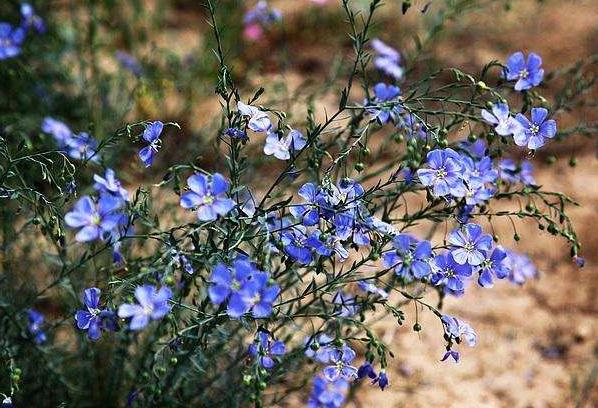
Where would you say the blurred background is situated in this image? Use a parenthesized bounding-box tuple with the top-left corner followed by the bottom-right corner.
(1, 0, 597, 406)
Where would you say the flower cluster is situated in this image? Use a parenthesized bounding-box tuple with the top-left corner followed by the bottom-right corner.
(417, 147, 498, 206)
(208, 257, 280, 319)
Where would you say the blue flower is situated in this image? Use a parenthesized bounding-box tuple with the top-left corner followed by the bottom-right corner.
(263, 129, 307, 160)
(503, 250, 537, 285)
(20, 3, 46, 34)
(0, 23, 25, 60)
(504, 51, 544, 91)
(64, 195, 125, 242)
(332, 291, 358, 317)
(27, 309, 46, 344)
(357, 362, 377, 380)
(417, 148, 465, 198)
(180, 173, 235, 221)
(441, 315, 477, 346)
(333, 211, 371, 246)
(248, 332, 286, 369)
(306, 230, 349, 261)
(307, 375, 348, 408)
(41, 117, 72, 148)
(323, 345, 358, 381)
(209, 258, 279, 319)
(237, 101, 272, 133)
(357, 280, 388, 298)
(290, 183, 324, 226)
(234, 271, 280, 318)
(382, 234, 433, 279)
(461, 156, 498, 188)
(93, 168, 130, 203)
(481, 102, 519, 136)
(208, 260, 253, 305)
(117, 285, 172, 330)
(373, 371, 389, 391)
(138, 121, 164, 167)
(397, 113, 427, 140)
(448, 223, 493, 266)
(65, 132, 99, 162)
(440, 315, 477, 363)
(477, 247, 509, 287)
(75, 288, 117, 341)
(430, 253, 472, 294)
(513, 107, 557, 149)
(371, 38, 403, 80)
(281, 226, 313, 264)
(305, 333, 335, 363)
(366, 83, 402, 125)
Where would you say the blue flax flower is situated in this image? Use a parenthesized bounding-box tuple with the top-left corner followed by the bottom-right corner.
(305, 333, 335, 363)
(21, 4, 46, 34)
(417, 148, 465, 198)
(383, 234, 432, 279)
(481, 102, 518, 136)
(208, 260, 253, 305)
(373, 371, 389, 391)
(513, 107, 557, 150)
(357, 362, 377, 380)
(371, 38, 403, 80)
(332, 291, 358, 317)
(41, 117, 73, 148)
(93, 168, 130, 203)
(75, 287, 117, 341)
(504, 250, 537, 285)
(504, 51, 544, 91)
(281, 226, 313, 264)
(448, 223, 493, 266)
(117, 285, 172, 330)
(323, 345, 358, 381)
(477, 247, 509, 287)
(138, 121, 164, 167)
(357, 280, 388, 298)
(430, 253, 472, 294)
(307, 375, 349, 408)
(234, 271, 280, 318)
(263, 129, 307, 160)
(440, 315, 477, 363)
(0, 23, 25, 60)
(65, 132, 99, 161)
(27, 309, 46, 344)
(180, 172, 234, 221)
(64, 195, 124, 242)
(366, 83, 402, 125)
(237, 101, 272, 133)
(248, 332, 286, 369)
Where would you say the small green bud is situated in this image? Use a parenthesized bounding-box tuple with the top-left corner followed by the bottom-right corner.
(258, 381, 267, 391)
(413, 323, 422, 332)
(513, 233, 520, 242)
(468, 134, 478, 142)
(170, 357, 178, 365)
(569, 157, 577, 167)
(354, 162, 365, 172)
